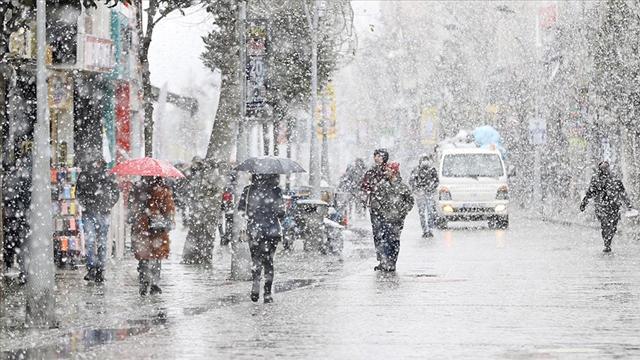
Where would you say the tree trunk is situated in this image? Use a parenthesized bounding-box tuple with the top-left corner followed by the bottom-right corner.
(206, 78, 238, 162)
(273, 118, 280, 157)
(142, 61, 153, 157)
(182, 78, 239, 264)
(140, 0, 157, 157)
(0, 64, 5, 297)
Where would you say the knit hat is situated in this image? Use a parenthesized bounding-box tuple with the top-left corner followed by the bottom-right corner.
(387, 162, 400, 176)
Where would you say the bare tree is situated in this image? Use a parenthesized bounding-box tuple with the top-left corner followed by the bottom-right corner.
(135, 0, 199, 156)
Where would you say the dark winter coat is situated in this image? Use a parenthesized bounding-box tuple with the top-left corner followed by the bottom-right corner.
(361, 164, 389, 213)
(238, 179, 285, 241)
(409, 164, 439, 194)
(2, 162, 32, 220)
(338, 162, 367, 195)
(77, 166, 120, 215)
(581, 171, 630, 219)
(130, 182, 175, 260)
(371, 178, 414, 223)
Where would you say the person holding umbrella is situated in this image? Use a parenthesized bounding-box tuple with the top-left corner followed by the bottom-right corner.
(235, 156, 304, 303)
(111, 157, 183, 295)
(128, 176, 176, 295)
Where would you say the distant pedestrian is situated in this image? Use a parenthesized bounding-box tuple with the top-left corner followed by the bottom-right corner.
(374, 162, 414, 271)
(172, 162, 190, 222)
(361, 148, 390, 270)
(129, 176, 176, 295)
(219, 167, 237, 246)
(77, 158, 120, 283)
(182, 158, 221, 265)
(337, 158, 367, 220)
(2, 158, 31, 284)
(238, 174, 285, 303)
(409, 154, 439, 238)
(580, 161, 632, 253)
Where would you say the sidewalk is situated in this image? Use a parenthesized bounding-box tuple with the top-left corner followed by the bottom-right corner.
(44, 209, 640, 359)
(520, 198, 598, 229)
(0, 223, 373, 356)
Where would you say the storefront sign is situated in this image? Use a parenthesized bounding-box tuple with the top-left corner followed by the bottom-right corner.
(84, 35, 114, 72)
(315, 82, 337, 139)
(115, 82, 131, 163)
(421, 106, 439, 145)
(48, 72, 73, 110)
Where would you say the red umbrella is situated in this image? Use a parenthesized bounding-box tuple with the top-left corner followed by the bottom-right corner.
(110, 157, 185, 178)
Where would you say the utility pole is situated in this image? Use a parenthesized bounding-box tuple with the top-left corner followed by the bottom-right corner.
(230, 0, 251, 280)
(304, 0, 320, 197)
(533, 8, 545, 218)
(320, 89, 330, 184)
(26, 0, 56, 327)
(0, 72, 4, 297)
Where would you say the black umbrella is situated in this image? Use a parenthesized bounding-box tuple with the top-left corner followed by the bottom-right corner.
(235, 156, 306, 174)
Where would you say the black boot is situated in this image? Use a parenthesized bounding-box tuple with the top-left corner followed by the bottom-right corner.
(84, 268, 96, 281)
(263, 282, 273, 304)
(17, 271, 27, 285)
(94, 268, 105, 283)
(139, 281, 149, 296)
(250, 279, 260, 302)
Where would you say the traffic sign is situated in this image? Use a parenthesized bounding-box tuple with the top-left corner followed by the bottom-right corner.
(528, 118, 546, 145)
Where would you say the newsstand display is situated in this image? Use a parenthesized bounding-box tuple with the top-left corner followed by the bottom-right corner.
(51, 167, 84, 268)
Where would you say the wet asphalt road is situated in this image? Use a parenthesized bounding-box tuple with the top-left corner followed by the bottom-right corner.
(3, 210, 640, 359)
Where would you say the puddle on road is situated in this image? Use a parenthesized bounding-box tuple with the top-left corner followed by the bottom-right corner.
(408, 274, 438, 278)
(2, 310, 168, 359)
(3, 276, 322, 358)
(2, 326, 153, 359)
(502, 347, 603, 359)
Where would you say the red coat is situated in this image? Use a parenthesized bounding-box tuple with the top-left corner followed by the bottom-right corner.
(131, 184, 175, 260)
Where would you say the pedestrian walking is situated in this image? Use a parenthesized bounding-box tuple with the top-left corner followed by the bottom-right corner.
(76, 158, 120, 283)
(2, 159, 31, 284)
(409, 154, 439, 238)
(580, 161, 633, 253)
(337, 158, 367, 220)
(238, 174, 285, 303)
(182, 158, 221, 265)
(361, 148, 390, 270)
(374, 162, 414, 272)
(129, 176, 176, 295)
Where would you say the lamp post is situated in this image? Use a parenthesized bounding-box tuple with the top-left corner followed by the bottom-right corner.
(25, 0, 56, 327)
(304, 0, 320, 197)
(230, 0, 252, 280)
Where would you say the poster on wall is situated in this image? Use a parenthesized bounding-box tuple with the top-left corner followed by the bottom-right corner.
(246, 19, 268, 117)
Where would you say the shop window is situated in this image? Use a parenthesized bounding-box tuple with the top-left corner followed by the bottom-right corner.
(47, 0, 82, 65)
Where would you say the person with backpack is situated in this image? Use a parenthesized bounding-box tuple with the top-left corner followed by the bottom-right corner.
(580, 161, 633, 253)
(409, 154, 439, 238)
(374, 162, 414, 272)
(77, 159, 120, 283)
